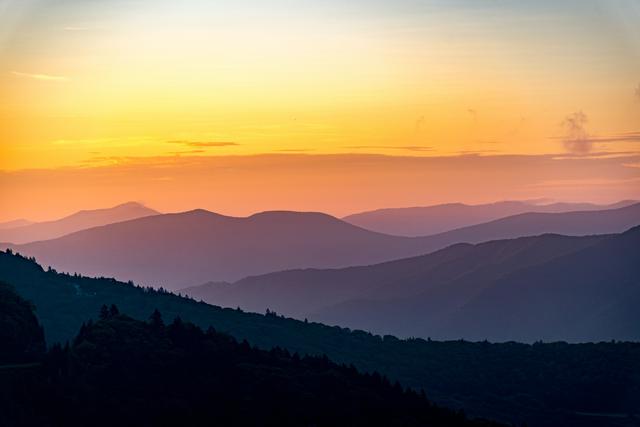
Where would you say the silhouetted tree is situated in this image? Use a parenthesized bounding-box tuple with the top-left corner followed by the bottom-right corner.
(149, 309, 164, 329)
(99, 304, 110, 320)
(109, 304, 120, 317)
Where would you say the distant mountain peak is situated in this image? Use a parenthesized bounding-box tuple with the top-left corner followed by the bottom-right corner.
(114, 201, 151, 209)
(182, 208, 221, 216)
(248, 210, 337, 221)
(0, 218, 34, 230)
(344, 199, 639, 237)
(0, 202, 161, 244)
(69, 201, 158, 216)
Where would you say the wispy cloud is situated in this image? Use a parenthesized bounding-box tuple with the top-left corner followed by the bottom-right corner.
(456, 149, 500, 156)
(168, 150, 206, 155)
(552, 151, 639, 160)
(584, 131, 640, 144)
(11, 71, 69, 82)
(561, 111, 591, 154)
(550, 130, 640, 148)
(345, 145, 434, 152)
(80, 156, 133, 166)
(167, 140, 238, 148)
(528, 176, 640, 189)
(276, 148, 315, 153)
(635, 82, 640, 102)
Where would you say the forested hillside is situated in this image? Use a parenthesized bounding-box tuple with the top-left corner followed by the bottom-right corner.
(0, 281, 45, 364)
(1, 250, 639, 426)
(3, 312, 501, 427)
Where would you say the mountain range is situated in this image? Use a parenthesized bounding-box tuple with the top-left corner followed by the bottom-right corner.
(0, 202, 159, 244)
(6, 202, 640, 290)
(5, 210, 438, 288)
(1, 249, 638, 427)
(0, 218, 34, 230)
(184, 225, 640, 342)
(344, 200, 638, 236)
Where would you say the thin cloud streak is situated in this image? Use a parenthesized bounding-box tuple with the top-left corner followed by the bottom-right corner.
(456, 150, 500, 156)
(276, 148, 316, 153)
(550, 131, 640, 145)
(11, 71, 69, 81)
(167, 150, 207, 156)
(345, 145, 434, 152)
(166, 140, 238, 148)
(586, 132, 640, 143)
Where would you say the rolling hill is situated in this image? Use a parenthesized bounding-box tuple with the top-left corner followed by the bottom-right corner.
(0, 219, 33, 230)
(7, 203, 640, 290)
(0, 202, 160, 244)
(426, 202, 640, 245)
(344, 200, 637, 236)
(3, 210, 450, 289)
(184, 226, 640, 343)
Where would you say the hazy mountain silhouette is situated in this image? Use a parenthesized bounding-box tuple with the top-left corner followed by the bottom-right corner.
(5, 210, 441, 289)
(7, 203, 640, 290)
(183, 233, 606, 318)
(0, 202, 159, 244)
(313, 226, 640, 342)
(0, 219, 33, 230)
(344, 200, 637, 236)
(184, 226, 640, 343)
(427, 202, 640, 244)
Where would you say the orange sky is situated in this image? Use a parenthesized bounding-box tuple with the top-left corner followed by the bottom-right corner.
(1, 153, 639, 221)
(1, 0, 639, 221)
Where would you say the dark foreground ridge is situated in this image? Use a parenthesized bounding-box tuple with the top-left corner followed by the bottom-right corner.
(1, 250, 639, 426)
(1, 302, 502, 427)
(0, 281, 45, 364)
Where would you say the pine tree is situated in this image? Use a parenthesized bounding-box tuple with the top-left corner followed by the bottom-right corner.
(109, 304, 120, 317)
(150, 309, 164, 329)
(99, 304, 110, 320)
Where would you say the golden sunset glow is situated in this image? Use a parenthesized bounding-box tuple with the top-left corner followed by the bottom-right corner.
(1, 0, 639, 220)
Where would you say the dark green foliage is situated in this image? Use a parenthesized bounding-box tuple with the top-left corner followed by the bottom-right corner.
(5, 313, 502, 427)
(1, 250, 639, 426)
(0, 281, 45, 427)
(0, 281, 45, 364)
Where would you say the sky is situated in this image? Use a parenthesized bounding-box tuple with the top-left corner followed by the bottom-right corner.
(1, 0, 639, 220)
